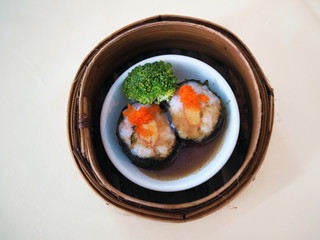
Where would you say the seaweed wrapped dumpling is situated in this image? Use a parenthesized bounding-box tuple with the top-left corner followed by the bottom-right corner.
(166, 80, 223, 143)
(117, 103, 180, 169)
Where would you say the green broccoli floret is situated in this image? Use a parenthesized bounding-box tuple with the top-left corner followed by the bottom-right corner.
(121, 61, 178, 104)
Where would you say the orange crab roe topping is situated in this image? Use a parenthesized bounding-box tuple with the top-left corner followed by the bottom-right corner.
(178, 85, 209, 109)
(122, 104, 161, 137)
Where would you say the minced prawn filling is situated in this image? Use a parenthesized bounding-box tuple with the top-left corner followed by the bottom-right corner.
(119, 103, 176, 159)
(168, 81, 221, 141)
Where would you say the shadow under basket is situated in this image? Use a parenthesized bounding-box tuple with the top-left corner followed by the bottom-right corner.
(67, 15, 274, 222)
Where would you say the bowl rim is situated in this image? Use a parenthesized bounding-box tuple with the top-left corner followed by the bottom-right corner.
(100, 54, 240, 192)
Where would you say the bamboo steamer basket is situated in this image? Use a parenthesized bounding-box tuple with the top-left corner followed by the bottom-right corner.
(67, 15, 274, 222)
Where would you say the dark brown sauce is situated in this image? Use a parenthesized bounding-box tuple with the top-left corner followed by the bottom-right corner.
(140, 120, 226, 181)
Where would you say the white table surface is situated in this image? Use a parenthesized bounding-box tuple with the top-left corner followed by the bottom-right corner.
(1, 0, 320, 239)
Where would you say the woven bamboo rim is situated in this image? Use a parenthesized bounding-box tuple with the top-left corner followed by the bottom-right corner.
(67, 15, 274, 222)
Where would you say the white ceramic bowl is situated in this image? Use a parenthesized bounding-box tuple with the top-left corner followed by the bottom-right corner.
(100, 54, 240, 192)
